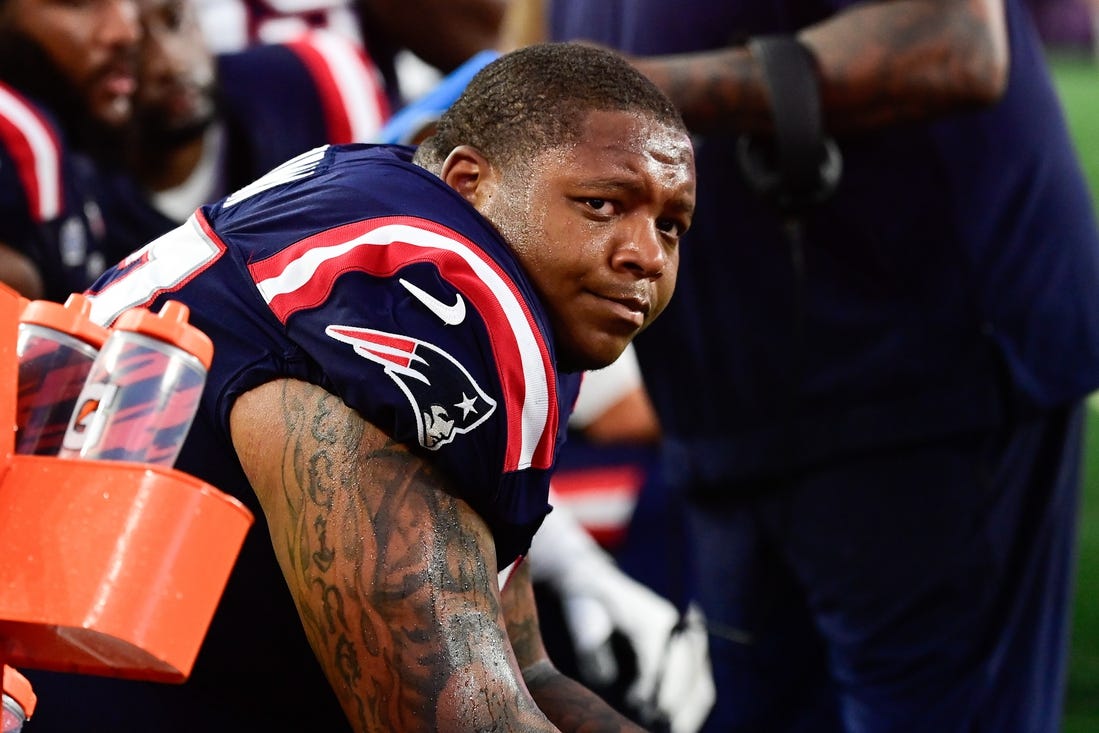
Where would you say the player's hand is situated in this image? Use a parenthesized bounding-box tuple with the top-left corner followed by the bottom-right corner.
(529, 505, 714, 733)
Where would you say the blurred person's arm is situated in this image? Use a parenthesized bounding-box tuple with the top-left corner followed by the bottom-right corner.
(359, 0, 507, 72)
(616, 0, 1009, 136)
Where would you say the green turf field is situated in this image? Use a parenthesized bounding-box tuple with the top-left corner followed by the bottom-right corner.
(1052, 54, 1099, 733)
(1067, 400, 1099, 731)
(1054, 56, 1099, 213)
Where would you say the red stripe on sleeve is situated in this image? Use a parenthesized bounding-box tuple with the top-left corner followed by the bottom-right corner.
(0, 83, 64, 222)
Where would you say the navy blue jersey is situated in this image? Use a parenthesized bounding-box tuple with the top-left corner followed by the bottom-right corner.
(88, 143, 581, 564)
(553, 0, 1099, 479)
(0, 81, 110, 300)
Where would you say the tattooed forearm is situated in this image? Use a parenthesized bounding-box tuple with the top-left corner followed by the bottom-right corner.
(633, 0, 1007, 136)
(524, 662, 647, 733)
(632, 47, 771, 135)
(501, 563, 647, 733)
(803, 0, 1007, 132)
(230, 379, 558, 732)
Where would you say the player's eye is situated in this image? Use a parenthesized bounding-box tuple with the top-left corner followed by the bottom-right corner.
(584, 198, 620, 216)
(657, 217, 685, 236)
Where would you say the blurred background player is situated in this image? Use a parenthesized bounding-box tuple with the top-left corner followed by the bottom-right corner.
(0, 0, 141, 299)
(98, 0, 388, 255)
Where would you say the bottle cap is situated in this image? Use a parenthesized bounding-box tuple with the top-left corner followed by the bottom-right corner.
(3, 666, 36, 719)
(19, 293, 109, 349)
(114, 301, 214, 369)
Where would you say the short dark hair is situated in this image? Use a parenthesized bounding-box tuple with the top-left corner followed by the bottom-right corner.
(414, 42, 686, 171)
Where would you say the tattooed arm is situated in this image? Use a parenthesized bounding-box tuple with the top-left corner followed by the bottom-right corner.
(229, 378, 644, 733)
(625, 0, 1009, 136)
(501, 560, 648, 733)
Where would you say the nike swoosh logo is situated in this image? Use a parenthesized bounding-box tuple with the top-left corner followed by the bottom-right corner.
(399, 278, 466, 325)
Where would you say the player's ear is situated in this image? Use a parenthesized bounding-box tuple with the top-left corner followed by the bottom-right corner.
(441, 145, 497, 208)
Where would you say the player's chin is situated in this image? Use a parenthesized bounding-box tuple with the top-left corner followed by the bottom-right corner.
(556, 331, 634, 373)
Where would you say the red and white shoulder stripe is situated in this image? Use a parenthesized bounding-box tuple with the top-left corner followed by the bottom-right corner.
(285, 29, 390, 144)
(0, 82, 63, 222)
(246, 213, 560, 473)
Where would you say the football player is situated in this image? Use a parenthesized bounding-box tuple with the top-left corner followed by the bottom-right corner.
(0, 0, 141, 299)
(32, 42, 697, 733)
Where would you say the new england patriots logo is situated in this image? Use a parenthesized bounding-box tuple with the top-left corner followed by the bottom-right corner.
(326, 325, 497, 450)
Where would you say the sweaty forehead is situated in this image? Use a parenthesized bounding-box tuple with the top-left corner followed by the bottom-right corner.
(499, 108, 692, 188)
(582, 108, 687, 149)
(573, 110, 694, 174)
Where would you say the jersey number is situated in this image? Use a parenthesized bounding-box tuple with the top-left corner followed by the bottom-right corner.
(89, 145, 328, 325)
(87, 214, 224, 326)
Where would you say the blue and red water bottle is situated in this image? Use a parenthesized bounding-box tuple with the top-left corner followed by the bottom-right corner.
(16, 294, 109, 455)
(59, 301, 213, 467)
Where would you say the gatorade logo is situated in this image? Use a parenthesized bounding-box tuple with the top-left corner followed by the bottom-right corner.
(71, 398, 100, 433)
(62, 382, 115, 453)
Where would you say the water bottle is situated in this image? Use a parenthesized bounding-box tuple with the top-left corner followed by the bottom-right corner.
(16, 293, 109, 455)
(2, 666, 35, 733)
(59, 300, 213, 467)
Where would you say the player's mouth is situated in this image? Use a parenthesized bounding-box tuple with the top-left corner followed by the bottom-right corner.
(595, 292, 649, 330)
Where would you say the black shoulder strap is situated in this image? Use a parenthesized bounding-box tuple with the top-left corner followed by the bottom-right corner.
(736, 35, 842, 214)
